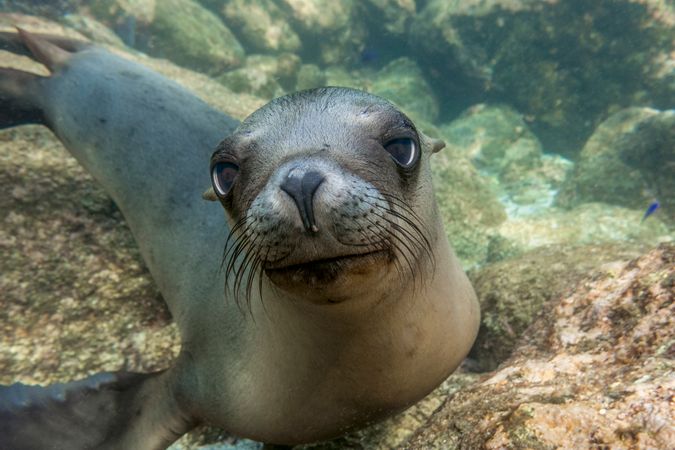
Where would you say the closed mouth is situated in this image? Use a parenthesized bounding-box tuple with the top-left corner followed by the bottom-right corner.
(263, 249, 391, 284)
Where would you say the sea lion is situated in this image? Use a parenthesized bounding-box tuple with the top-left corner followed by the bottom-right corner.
(0, 30, 480, 449)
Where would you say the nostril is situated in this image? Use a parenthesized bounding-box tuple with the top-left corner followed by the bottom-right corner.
(280, 170, 325, 233)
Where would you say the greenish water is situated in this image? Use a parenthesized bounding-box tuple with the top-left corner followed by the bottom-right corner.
(2, 0, 671, 268)
(0, 1, 673, 449)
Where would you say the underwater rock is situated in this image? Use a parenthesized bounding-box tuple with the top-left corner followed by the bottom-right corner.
(0, 0, 82, 18)
(498, 203, 672, 252)
(277, 0, 366, 65)
(295, 63, 327, 91)
(468, 243, 647, 372)
(216, 53, 301, 100)
(362, 0, 416, 37)
(440, 103, 543, 176)
(431, 152, 507, 268)
(88, 0, 245, 74)
(407, 243, 675, 449)
(0, 123, 180, 385)
(371, 57, 439, 123)
(557, 107, 675, 223)
(61, 13, 126, 48)
(440, 103, 571, 218)
(410, 0, 675, 157)
(324, 66, 370, 91)
(218, 0, 301, 53)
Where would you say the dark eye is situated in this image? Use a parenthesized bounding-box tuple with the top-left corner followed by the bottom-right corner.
(211, 161, 239, 197)
(384, 137, 418, 168)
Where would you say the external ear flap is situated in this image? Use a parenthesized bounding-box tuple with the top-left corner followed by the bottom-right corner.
(421, 132, 446, 154)
(202, 187, 218, 201)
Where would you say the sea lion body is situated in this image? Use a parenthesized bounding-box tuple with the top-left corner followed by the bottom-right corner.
(0, 32, 479, 448)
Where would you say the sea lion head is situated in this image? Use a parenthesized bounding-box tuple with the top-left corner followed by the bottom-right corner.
(208, 87, 446, 305)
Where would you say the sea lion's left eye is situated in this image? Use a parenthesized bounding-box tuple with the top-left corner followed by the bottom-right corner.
(384, 138, 418, 168)
(212, 161, 239, 197)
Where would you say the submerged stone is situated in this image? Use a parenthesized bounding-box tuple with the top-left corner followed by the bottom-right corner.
(498, 203, 672, 252)
(371, 57, 439, 123)
(468, 243, 647, 371)
(407, 244, 675, 449)
(557, 107, 675, 224)
(278, 0, 366, 65)
(89, 0, 245, 74)
(219, 0, 302, 53)
(216, 53, 301, 100)
(410, 0, 675, 157)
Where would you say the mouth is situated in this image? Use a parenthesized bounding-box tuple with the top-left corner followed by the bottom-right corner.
(264, 249, 392, 286)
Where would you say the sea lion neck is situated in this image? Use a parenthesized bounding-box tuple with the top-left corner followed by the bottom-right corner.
(217, 221, 479, 444)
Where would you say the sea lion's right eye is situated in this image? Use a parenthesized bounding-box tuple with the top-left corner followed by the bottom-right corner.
(384, 137, 418, 169)
(212, 161, 239, 197)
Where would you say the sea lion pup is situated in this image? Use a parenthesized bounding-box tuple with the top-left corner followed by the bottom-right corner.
(0, 30, 479, 449)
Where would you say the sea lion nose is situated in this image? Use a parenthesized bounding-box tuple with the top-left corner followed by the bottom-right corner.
(280, 169, 325, 233)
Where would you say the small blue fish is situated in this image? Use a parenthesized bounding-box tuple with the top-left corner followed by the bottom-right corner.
(360, 47, 380, 65)
(641, 200, 660, 222)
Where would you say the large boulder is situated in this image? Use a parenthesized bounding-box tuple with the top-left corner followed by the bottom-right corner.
(410, 0, 675, 157)
(407, 244, 675, 449)
(217, 0, 302, 54)
(498, 203, 672, 252)
(468, 243, 647, 372)
(370, 57, 439, 123)
(439, 103, 573, 218)
(216, 53, 301, 100)
(557, 107, 675, 223)
(432, 151, 507, 268)
(88, 0, 245, 74)
(277, 0, 366, 65)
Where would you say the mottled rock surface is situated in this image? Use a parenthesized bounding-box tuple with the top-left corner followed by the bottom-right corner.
(410, 0, 675, 156)
(219, 0, 301, 53)
(407, 244, 675, 449)
(278, 0, 365, 65)
(468, 243, 647, 371)
(216, 53, 301, 100)
(371, 57, 438, 123)
(557, 107, 675, 223)
(89, 0, 245, 74)
(499, 203, 672, 251)
(431, 151, 506, 268)
(439, 103, 571, 217)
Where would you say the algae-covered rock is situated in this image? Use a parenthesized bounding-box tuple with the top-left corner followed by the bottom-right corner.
(432, 151, 507, 268)
(410, 0, 675, 156)
(499, 203, 672, 251)
(61, 13, 127, 47)
(468, 243, 646, 371)
(278, 0, 366, 65)
(441, 103, 543, 175)
(219, 0, 301, 53)
(440, 103, 572, 218)
(0, 0, 82, 18)
(324, 66, 370, 91)
(557, 107, 675, 223)
(363, 0, 416, 36)
(407, 244, 675, 449)
(89, 0, 245, 74)
(216, 53, 301, 100)
(371, 57, 439, 123)
(295, 63, 326, 91)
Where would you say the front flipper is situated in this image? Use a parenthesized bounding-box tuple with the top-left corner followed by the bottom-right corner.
(0, 370, 192, 450)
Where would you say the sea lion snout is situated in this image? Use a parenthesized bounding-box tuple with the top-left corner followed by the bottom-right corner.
(279, 167, 325, 233)
(249, 158, 389, 263)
